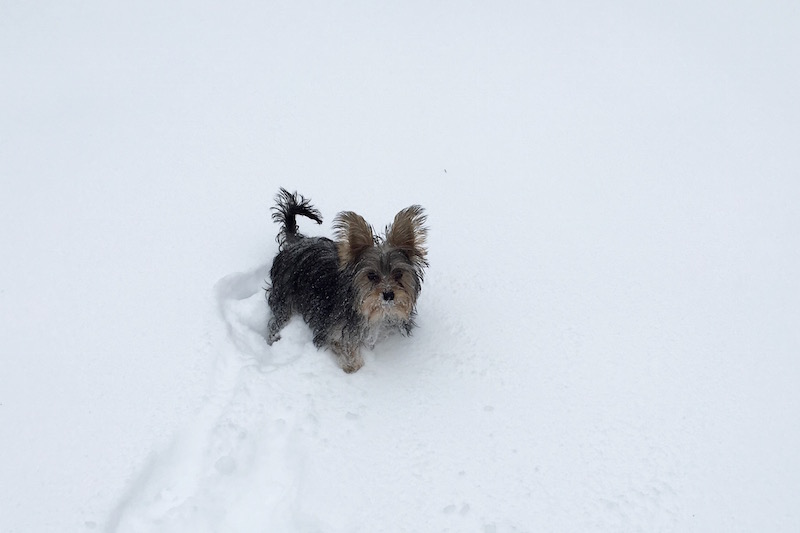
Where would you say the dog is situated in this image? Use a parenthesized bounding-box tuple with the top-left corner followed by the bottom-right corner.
(266, 188, 428, 373)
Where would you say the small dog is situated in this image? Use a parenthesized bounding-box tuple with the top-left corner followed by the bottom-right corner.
(266, 188, 428, 373)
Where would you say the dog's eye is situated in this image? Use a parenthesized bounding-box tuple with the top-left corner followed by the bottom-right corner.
(367, 272, 379, 283)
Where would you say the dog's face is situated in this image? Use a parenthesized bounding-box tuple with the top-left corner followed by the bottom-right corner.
(333, 206, 428, 325)
(353, 247, 420, 324)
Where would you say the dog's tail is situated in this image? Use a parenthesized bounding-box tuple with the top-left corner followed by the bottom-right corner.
(272, 188, 323, 246)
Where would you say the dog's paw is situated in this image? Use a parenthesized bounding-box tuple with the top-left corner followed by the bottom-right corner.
(341, 362, 363, 373)
(339, 355, 364, 374)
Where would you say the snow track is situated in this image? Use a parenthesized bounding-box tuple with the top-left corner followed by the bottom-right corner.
(109, 266, 500, 532)
(109, 265, 316, 531)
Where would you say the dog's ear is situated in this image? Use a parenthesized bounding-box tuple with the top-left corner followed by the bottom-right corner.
(333, 211, 375, 265)
(386, 205, 428, 268)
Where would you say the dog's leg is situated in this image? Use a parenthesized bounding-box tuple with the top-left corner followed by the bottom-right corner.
(330, 340, 364, 373)
(266, 304, 291, 345)
(340, 349, 365, 374)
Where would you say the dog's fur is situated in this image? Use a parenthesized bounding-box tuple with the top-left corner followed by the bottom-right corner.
(266, 188, 428, 373)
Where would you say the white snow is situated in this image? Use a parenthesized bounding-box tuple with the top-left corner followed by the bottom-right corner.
(2, 2, 799, 532)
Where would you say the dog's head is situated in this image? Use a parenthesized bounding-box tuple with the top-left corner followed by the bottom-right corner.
(333, 206, 428, 325)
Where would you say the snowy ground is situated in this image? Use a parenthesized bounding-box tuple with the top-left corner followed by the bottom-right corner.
(2, 2, 799, 532)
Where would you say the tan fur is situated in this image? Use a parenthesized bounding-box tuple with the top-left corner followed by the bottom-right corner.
(360, 288, 413, 324)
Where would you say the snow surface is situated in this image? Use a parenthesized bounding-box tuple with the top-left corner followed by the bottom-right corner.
(2, 1, 800, 532)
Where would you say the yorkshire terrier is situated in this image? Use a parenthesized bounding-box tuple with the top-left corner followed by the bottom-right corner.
(266, 188, 428, 373)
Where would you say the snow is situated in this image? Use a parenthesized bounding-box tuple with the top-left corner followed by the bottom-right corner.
(2, 1, 799, 532)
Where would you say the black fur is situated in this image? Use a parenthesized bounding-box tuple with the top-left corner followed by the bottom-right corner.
(267, 235, 361, 348)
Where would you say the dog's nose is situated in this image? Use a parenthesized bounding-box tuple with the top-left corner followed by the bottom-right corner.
(382, 290, 395, 302)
